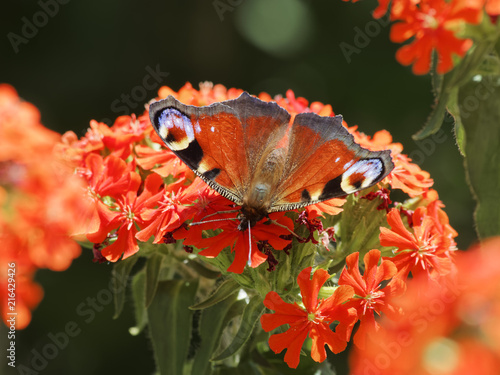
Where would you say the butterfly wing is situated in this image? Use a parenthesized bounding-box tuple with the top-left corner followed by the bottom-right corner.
(270, 112, 394, 212)
(149, 93, 291, 205)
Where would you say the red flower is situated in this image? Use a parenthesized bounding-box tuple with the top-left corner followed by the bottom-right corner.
(80, 154, 133, 199)
(380, 206, 456, 280)
(101, 115, 149, 159)
(185, 212, 293, 274)
(0, 220, 44, 329)
(260, 267, 357, 368)
(1, 84, 86, 328)
(338, 250, 405, 348)
(136, 178, 211, 244)
(91, 172, 164, 261)
(350, 237, 500, 375)
(76, 154, 134, 239)
(388, 153, 434, 197)
(158, 81, 243, 106)
(172, 182, 236, 245)
(426, 199, 458, 249)
(135, 143, 193, 180)
(390, 0, 483, 74)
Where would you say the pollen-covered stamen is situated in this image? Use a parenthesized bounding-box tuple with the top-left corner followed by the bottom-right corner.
(419, 8, 439, 29)
(121, 204, 136, 230)
(358, 290, 385, 316)
(126, 117, 142, 134)
(411, 234, 440, 269)
(158, 190, 178, 213)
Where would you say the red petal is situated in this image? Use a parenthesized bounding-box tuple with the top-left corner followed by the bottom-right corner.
(319, 284, 355, 314)
(352, 312, 378, 349)
(101, 224, 139, 262)
(311, 321, 349, 357)
(297, 267, 330, 313)
(268, 324, 310, 369)
(261, 291, 306, 331)
(339, 252, 367, 296)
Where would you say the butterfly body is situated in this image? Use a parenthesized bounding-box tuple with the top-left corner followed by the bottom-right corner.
(149, 92, 394, 230)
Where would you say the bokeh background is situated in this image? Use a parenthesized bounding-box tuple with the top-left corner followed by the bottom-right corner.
(1, 0, 475, 374)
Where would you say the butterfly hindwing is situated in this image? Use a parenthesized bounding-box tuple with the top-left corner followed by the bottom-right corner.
(270, 112, 394, 211)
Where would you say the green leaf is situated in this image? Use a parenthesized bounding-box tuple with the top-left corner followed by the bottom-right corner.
(190, 278, 240, 310)
(112, 256, 138, 319)
(458, 75, 500, 239)
(145, 252, 165, 308)
(222, 299, 247, 326)
(147, 279, 199, 375)
(414, 86, 452, 141)
(430, 53, 443, 97)
(211, 295, 265, 361)
(447, 89, 467, 156)
(191, 292, 239, 375)
(185, 259, 222, 279)
(129, 270, 147, 335)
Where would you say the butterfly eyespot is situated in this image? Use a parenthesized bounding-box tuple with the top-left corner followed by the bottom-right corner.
(157, 108, 199, 151)
(340, 158, 384, 193)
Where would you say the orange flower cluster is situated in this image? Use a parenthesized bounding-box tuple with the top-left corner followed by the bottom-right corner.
(380, 200, 458, 280)
(346, 0, 498, 74)
(261, 197, 457, 368)
(10, 81, 460, 369)
(350, 237, 500, 375)
(0, 85, 86, 329)
(261, 200, 458, 369)
(57, 82, 440, 274)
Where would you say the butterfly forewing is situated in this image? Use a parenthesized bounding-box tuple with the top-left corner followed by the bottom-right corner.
(149, 93, 292, 205)
(149, 97, 248, 203)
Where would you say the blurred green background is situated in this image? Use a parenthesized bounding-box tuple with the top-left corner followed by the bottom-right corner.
(1, 0, 475, 374)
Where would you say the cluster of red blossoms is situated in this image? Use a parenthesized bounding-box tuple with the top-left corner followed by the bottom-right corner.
(56, 82, 457, 367)
(350, 237, 500, 375)
(260, 201, 458, 368)
(346, 0, 500, 74)
(3, 81, 468, 370)
(0, 85, 86, 329)
(57, 82, 439, 272)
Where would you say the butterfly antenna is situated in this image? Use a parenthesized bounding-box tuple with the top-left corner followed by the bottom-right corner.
(189, 209, 240, 227)
(198, 209, 239, 222)
(247, 221, 252, 267)
(189, 217, 238, 226)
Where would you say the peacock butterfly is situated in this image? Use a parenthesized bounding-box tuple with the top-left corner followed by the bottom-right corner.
(149, 92, 394, 231)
